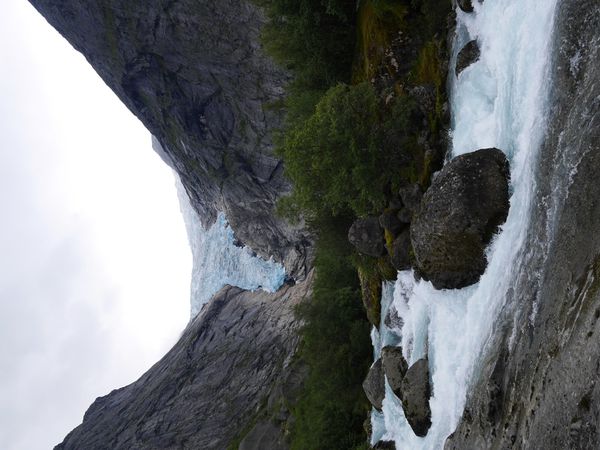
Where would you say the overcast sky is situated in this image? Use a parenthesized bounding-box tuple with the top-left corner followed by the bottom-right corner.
(0, 2, 192, 449)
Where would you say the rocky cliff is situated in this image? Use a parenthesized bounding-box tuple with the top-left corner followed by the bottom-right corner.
(55, 273, 313, 450)
(28, 0, 312, 278)
(446, 0, 600, 448)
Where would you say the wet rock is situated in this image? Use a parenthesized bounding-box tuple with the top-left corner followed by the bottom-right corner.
(382, 346, 409, 396)
(384, 306, 404, 331)
(398, 184, 423, 216)
(389, 231, 412, 271)
(363, 359, 386, 411)
(411, 148, 510, 289)
(457, 0, 474, 13)
(401, 358, 432, 437)
(456, 40, 481, 76)
(380, 209, 405, 235)
(349, 217, 386, 257)
(374, 440, 396, 449)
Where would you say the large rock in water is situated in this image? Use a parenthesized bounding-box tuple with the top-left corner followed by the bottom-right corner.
(54, 274, 314, 450)
(27, 0, 312, 277)
(363, 359, 386, 411)
(411, 148, 510, 289)
(382, 346, 409, 396)
(456, 40, 481, 76)
(400, 358, 432, 437)
(349, 217, 386, 257)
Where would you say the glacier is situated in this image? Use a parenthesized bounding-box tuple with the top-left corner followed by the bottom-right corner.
(176, 178, 286, 319)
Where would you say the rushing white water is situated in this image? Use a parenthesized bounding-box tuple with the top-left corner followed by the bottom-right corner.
(372, 0, 558, 448)
(176, 178, 286, 318)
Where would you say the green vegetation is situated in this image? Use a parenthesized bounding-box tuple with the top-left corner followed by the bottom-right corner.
(257, 0, 358, 123)
(278, 82, 419, 220)
(254, 0, 453, 448)
(291, 215, 372, 450)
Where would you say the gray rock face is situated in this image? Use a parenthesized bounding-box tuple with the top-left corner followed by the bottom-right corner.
(411, 148, 510, 289)
(54, 273, 313, 450)
(400, 358, 432, 437)
(389, 231, 412, 271)
(349, 217, 386, 257)
(239, 421, 287, 450)
(446, 1, 600, 448)
(27, 0, 312, 277)
(456, 39, 480, 76)
(363, 359, 386, 411)
(382, 346, 408, 396)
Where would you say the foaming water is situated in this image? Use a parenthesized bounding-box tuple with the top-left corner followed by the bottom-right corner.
(176, 179, 286, 318)
(372, 0, 558, 447)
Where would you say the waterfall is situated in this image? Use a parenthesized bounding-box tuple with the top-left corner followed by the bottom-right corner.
(176, 178, 286, 319)
(371, 0, 559, 447)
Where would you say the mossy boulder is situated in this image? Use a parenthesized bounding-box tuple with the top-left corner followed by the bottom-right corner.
(389, 231, 412, 271)
(411, 148, 510, 289)
(400, 358, 432, 437)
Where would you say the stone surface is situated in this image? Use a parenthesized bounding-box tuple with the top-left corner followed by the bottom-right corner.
(349, 217, 386, 257)
(411, 148, 510, 289)
(379, 209, 405, 235)
(456, 39, 480, 76)
(398, 183, 423, 216)
(400, 358, 432, 437)
(389, 231, 412, 271)
(446, 1, 600, 448)
(374, 440, 396, 449)
(457, 0, 474, 13)
(384, 305, 404, 331)
(363, 359, 385, 411)
(382, 346, 408, 396)
(54, 273, 313, 450)
(27, 0, 313, 278)
(239, 421, 287, 450)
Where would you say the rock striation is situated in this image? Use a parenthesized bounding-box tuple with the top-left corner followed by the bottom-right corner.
(411, 148, 510, 289)
(55, 273, 313, 450)
(28, 0, 312, 278)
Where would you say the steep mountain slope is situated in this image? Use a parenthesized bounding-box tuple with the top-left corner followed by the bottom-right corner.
(28, 0, 312, 278)
(55, 274, 313, 450)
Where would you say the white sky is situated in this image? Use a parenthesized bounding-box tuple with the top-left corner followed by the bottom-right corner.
(0, 2, 192, 449)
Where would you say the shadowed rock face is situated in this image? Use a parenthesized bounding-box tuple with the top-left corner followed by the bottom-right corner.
(28, 0, 312, 277)
(55, 273, 313, 450)
(446, 1, 600, 448)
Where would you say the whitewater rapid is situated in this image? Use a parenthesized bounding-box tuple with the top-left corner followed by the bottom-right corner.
(371, 0, 559, 448)
(176, 178, 286, 318)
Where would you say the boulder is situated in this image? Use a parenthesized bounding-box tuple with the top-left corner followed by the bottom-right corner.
(382, 346, 409, 396)
(456, 40, 481, 76)
(457, 0, 473, 13)
(349, 217, 386, 257)
(411, 148, 510, 289)
(389, 231, 412, 271)
(400, 358, 432, 437)
(398, 184, 423, 216)
(379, 209, 405, 235)
(363, 359, 385, 411)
